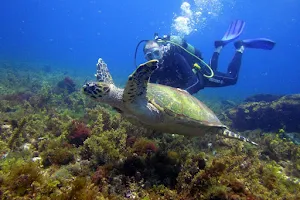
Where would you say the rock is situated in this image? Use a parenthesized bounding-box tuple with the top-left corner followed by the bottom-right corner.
(244, 94, 283, 103)
(32, 157, 42, 162)
(22, 143, 31, 150)
(1, 124, 12, 130)
(225, 94, 300, 132)
(284, 132, 300, 145)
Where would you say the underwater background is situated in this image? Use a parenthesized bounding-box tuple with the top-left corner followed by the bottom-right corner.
(1, 0, 300, 199)
(1, 0, 300, 98)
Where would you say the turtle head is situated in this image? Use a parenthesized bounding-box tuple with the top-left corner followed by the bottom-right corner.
(83, 81, 124, 110)
(83, 81, 112, 102)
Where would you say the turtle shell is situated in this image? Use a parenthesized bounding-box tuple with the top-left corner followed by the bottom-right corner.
(146, 83, 224, 127)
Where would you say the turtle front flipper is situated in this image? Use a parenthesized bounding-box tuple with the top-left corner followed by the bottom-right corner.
(221, 129, 258, 146)
(95, 58, 114, 84)
(123, 60, 159, 104)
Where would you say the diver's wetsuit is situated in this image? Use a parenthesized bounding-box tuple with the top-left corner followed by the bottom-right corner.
(205, 51, 242, 88)
(150, 42, 203, 94)
(149, 39, 242, 95)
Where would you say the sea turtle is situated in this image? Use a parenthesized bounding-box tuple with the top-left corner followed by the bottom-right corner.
(83, 58, 257, 146)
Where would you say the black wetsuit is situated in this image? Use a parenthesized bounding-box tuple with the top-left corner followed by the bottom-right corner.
(149, 40, 242, 95)
(205, 51, 242, 88)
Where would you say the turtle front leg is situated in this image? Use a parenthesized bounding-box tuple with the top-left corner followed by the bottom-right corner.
(95, 58, 114, 84)
(221, 129, 258, 146)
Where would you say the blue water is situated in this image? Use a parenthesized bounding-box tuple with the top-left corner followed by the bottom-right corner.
(0, 0, 299, 100)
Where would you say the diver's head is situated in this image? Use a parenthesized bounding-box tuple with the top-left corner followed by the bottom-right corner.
(143, 40, 164, 61)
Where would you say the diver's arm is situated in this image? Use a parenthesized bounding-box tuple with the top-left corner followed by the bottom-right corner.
(173, 53, 199, 85)
(173, 53, 203, 94)
(149, 66, 162, 83)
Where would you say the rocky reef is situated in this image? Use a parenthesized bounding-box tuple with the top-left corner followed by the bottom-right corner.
(224, 94, 300, 132)
(0, 62, 299, 199)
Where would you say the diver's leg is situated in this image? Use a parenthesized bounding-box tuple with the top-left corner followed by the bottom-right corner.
(227, 47, 243, 78)
(215, 20, 245, 47)
(205, 38, 275, 88)
(211, 19, 245, 73)
(210, 46, 222, 71)
(211, 19, 246, 72)
(206, 46, 243, 87)
(205, 71, 237, 87)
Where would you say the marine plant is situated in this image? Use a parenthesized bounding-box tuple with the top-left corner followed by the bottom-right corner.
(67, 120, 91, 146)
(1, 62, 300, 199)
(82, 127, 127, 166)
(8, 118, 27, 150)
(55, 76, 77, 94)
(40, 139, 76, 166)
(131, 137, 158, 156)
(41, 177, 103, 200)
(1, 158, 42, 197)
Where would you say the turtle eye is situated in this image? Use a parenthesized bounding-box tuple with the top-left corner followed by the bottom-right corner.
(103, 86, 110, 92)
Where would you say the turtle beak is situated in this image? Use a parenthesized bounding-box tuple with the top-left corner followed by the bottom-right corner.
(83, 85, 87, 91)
(82, 84, 89, 94)
(82, 82, 96, 94)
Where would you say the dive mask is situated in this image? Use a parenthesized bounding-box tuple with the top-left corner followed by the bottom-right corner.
(145, 48, 163, 60)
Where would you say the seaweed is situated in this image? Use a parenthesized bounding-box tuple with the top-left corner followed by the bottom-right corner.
(67, 120, 91, 146)
(0, 62, 300, 199)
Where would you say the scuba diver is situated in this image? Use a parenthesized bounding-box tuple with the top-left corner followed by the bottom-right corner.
(138, 19, 275, 94)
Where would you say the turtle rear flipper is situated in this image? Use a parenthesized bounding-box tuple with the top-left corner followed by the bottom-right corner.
(222, 129, 258, 146)
(123, 60, 159, 104)
(95, 58, 114, 84)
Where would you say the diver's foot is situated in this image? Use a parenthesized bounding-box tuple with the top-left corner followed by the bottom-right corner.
(214, 40, 225, 48)
(214, 40, 236, 48)
(214, 45, 223, 53)
(234, 41, 245, 53)
(234, 38, 276, 50)
(234, 40, 244, 51)
(234, 40, 242, 49)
